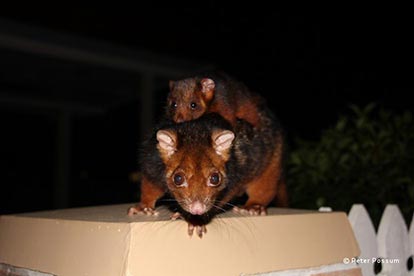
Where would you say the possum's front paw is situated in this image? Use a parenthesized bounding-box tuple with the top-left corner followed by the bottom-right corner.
(127, 203, 159, 216)
(233, 204, 267, 216)
(188, 223, 207, 238)
(170, 212, 207, 238)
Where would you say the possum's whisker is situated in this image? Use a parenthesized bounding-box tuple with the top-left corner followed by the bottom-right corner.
(158, 198, 178, 202)
(213, 200, 238, 209)
(211, 202, 248, 219)
(156, 198, 187, 215)
(158, 198, 187, 206)
(213, 200, 253, 219)
(211, 203, 227, 213)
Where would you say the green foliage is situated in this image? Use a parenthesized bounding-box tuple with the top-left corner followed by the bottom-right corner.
(287, 103, 414, 227)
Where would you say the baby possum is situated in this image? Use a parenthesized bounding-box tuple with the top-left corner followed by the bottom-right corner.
(128, 111, 287, 237)
(166, 72, 264, 128)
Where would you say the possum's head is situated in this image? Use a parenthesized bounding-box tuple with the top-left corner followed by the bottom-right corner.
(156, 127, 234, 215)
(167, 78, 215, 123)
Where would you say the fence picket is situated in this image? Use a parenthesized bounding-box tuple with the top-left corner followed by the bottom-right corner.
(409, 212, 414, 275)
(377, 204, 410, 276)
(348, 204, 377, 276)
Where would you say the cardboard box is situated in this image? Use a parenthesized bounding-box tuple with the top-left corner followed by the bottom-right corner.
(0, 204, 360, 276)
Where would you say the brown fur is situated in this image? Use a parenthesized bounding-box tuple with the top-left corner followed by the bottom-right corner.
(128, 111, 288, 220)
(129, 73, 289, 226)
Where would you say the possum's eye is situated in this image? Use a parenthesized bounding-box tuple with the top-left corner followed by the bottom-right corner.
(173, 172, 186, 187)
(190, 102, 197, 109)
(171, 101, 178, 109)
(208, 172, 221, 187)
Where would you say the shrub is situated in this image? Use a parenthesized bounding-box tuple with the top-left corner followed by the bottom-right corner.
(287, 103, 414, 227)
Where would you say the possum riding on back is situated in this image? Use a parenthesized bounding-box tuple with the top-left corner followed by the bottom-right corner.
(166, 72, 263, 128)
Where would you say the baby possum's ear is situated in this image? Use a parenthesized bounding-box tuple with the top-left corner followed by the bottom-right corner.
(200, 78, 215, 102)
(169, 80, 175, 91)
(157, 130, 177, 159)
(211, 130, 235, 159)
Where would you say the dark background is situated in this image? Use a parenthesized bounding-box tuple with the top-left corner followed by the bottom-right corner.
(0, 6, 412, 214)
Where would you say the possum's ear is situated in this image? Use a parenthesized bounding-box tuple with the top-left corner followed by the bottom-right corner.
(200, 78, 215, 101)
(212, 130, 235, 157)
(169, 80, 175, 91)
(157, 130, 177, 158)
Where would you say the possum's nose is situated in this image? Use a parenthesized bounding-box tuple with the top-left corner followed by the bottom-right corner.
(175, 114, 185, 123)
(189, 200, 207, 215)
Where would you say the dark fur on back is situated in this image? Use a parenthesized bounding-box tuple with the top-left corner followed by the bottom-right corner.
(225, 105, 284, 190)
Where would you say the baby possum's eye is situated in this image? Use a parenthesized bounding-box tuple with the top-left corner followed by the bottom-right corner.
(190, 102, 197, 109)
(171, 101, 178, 109)
(208, 172, 221, 187)
(173, 172, 186, 187)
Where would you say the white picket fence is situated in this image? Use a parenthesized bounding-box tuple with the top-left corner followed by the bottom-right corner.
(347, 204, 414, 276)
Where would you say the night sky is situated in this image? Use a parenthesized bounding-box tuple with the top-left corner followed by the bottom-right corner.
(0, 6, 412, 213)
(3, 6, 412, 136)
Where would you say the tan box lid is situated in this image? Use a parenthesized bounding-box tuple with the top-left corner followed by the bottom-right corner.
(0, 204, 360, 276)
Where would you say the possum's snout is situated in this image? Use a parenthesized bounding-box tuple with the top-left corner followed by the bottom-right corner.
(188, 200, 208, 215)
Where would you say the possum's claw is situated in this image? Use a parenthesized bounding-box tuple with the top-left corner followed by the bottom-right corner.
(127, 204, 159, 216)
(233, 205, 267, 216)
(188, 223, 207, 238)
(170, 212, 207, 238)
(170, 212, 183, 220)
